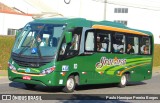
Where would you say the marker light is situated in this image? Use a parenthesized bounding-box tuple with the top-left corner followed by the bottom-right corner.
(41, 66, 55, 74)
(8, 62, 16, 71)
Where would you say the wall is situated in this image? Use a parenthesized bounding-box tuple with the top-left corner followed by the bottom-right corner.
(106, 4, 160, 44)
(47, 0, 160, 44)
(0, 13, 33, 35)
(1, 0, 160, 43)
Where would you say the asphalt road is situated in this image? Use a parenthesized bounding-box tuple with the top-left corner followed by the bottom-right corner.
(0, 68, 160, 103)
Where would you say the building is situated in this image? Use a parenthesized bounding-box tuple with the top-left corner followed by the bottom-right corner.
(0, 2, 33, 35)
(45, 0, 160, 44)
(1, 0, 160, 44)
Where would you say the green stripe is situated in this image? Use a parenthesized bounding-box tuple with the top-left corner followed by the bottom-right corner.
(106, 60, 151, 75)
(127, 58, 151, 62)
(96, 58, 151, 71)
(95, 57, 152, 75)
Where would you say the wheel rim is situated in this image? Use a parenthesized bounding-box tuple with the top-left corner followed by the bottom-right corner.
(121, 75, 126, 85)
(67, 78, 75, 90)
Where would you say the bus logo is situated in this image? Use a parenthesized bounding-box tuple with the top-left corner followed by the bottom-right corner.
(96, 57, 126, 69)
(62, 65, 69, 71)
(25, 68, 31, 73)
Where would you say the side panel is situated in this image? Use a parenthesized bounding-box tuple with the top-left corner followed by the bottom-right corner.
(55, 53, 152, 85)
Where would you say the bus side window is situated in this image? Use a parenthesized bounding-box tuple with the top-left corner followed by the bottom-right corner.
(140, 37, 151, 55)
(58, 35, 80, 59)
(58, 27, 82, 60)
(96, 31, 111, 52)
(112, 33, 125, 53)
(85, 32, 95, 51)
(126, 36, 139, 54)
(70, 34, 79, 50)
(59, 38, 67, 55)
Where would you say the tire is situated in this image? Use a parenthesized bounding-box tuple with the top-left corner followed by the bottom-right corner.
(62, 75, 76, 93)
(24, 83, 36, 89)
(118, 74, 127, 88)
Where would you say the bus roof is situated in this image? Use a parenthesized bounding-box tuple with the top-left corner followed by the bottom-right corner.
(33, 17, 153, 36)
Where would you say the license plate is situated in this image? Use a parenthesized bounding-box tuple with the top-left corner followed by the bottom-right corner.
(23, 76, 31, 80)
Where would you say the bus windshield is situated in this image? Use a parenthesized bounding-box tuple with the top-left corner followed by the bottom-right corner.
(12, 23, 65, 57)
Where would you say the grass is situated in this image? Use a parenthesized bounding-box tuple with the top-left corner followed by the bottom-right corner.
(0, 36, 15, 70)
(0, 36, 160, 70)
(153, 44, 160, 66)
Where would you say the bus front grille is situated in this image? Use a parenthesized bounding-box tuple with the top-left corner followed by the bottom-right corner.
(14, 59, 48, 68)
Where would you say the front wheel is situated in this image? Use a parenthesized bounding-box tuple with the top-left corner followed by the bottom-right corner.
(118, 74, 127, 88)
(62, 75, 76, 93)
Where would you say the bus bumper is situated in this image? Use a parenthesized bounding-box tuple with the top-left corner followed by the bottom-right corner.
(8, 69, 65, 87)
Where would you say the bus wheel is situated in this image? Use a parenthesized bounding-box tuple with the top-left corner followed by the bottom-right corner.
(24, 83, 36, 89)
(62, 75, 76, 93)
(118, 74, 127, 88)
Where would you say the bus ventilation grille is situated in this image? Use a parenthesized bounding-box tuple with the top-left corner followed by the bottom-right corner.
(14, 59, 48, 68)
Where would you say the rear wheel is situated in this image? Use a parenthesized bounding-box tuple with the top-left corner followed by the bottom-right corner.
(118, 74, 127, 88)
(62, 75, 76, 93)
(24, 83, 36, 89)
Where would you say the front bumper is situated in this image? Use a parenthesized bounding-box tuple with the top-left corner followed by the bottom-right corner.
(8, 69, 64, 87)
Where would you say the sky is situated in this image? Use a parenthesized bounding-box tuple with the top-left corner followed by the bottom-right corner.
(1, 0, 160, 14)
(0, 0, 40, 13)
(1, 0, 160, 43)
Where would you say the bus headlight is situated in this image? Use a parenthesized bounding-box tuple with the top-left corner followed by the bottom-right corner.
(41, 66, 55, 74)
(8, 62, 16, 71)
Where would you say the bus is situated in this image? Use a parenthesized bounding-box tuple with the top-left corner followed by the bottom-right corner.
(8, 18, 154, 93)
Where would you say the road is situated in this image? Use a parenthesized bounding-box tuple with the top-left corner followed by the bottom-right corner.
(0, 68, 160, 103)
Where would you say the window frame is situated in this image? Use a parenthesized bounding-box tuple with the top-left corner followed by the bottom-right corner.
(111, 32, 126, 54)
(84, 29, 96, 52)
(114, 8, 128, 13)
(140, 36, 152, 55)
(96, 29, 112, 53)
(57, 27, 82, 61)
(126, 34, 140, 55)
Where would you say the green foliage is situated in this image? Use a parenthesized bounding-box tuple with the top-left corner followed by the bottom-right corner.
(0, 36, 15, 70)
(153, 44, 160, 66)
(0, 36, 159, 70)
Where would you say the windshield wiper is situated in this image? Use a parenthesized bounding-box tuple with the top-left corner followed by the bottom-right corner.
(18, 39, 34, 56)
(36, 43, 42, 58)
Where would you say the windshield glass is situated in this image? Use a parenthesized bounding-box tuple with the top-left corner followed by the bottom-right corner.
(12, 23, 65, 57)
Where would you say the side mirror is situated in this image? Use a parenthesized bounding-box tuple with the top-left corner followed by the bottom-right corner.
(65, 32, 72, 43)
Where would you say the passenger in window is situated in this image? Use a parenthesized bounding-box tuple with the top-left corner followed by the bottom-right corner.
(141, 40, 149, 53)
(60, 43, 67, 55)
(37, 35, 46, 46)
(70, 34, 79, 50)
(97, 43, 105, 52)
(143, 45, 149, 54)
(97, 36, 100, 42)
(119, 48, 124, 53)
(127, 44, 134, 54)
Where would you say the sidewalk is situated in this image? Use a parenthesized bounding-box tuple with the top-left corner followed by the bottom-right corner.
(0, 70, 8, 76)
(152, 66, 160, 76)
(0, 70, 8, 81)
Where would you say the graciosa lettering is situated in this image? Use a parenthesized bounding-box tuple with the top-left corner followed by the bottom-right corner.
(96, 57, 126, 69)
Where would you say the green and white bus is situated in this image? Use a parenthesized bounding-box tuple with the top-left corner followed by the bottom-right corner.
(8, 18, 154, 92)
